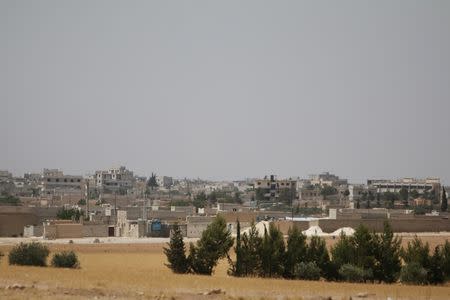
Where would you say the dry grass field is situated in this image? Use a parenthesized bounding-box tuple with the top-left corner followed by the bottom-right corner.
(0, 237, 450, 299)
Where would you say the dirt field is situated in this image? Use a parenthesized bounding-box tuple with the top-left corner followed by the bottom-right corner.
(0, 237, 450, 299)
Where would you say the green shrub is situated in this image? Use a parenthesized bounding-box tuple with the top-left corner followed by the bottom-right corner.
(400, 262, 428, 285)
(338, 264, 372, 283)
(51, 251, 80, 268)
(8, 242, 50, 266)
(294, 262, 321, 280)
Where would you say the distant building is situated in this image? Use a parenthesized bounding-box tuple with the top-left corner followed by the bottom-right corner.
(95, 166, 135, 194)
(42, 169, 84, 195)
(254, 175, 296, 202)
(367, 177, 441, 195)
(348, 184, 368, 202)
(309, 172, 348, 187)
(0, 170, 12, 181)
(24, 173, 42, 182)
(156, 176, 173, 189)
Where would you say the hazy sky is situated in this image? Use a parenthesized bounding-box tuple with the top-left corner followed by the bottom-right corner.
(1, 1, 450, 184)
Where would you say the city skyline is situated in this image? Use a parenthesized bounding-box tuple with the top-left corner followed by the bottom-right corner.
(2, 1, 450, 184)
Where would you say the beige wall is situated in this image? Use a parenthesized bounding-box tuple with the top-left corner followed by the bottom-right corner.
(0, 207, 40, 237)
(83, 224, 108, 237)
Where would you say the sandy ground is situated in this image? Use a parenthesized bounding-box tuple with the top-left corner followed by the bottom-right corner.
(0, 237, 450, 299)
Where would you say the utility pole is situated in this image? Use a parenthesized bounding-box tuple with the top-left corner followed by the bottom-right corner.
(291, 183, 294, 220)
(114, 191, 117, 225)
(86, 181, 89, 221)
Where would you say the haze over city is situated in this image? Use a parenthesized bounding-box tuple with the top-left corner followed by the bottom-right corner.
(2, 1, 450, 184)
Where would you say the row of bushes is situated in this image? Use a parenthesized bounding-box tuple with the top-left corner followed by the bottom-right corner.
(165, 216, 450, 285)
(1, 242, 79, 268)
(231, 221, 450, 285)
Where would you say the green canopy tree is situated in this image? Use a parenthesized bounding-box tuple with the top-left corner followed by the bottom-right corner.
(307, 236, 331, 279)
(260, 223, 285, 277)
(441, 187, 448, 212)
(147, 172, 158, 191)
(373, 222, 402, 283)
(348, 225, 377, 282)
(401, 236, 431, 270)
(163, 223, 188, 273)
(188, 215, 233, 275)
(428, 246, 445, 284)
(239, 222, 262, 276)
(284, 226, 307, 278)
(228, 219, 243, 276)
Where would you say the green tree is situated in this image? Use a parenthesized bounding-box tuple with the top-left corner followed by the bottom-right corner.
(441, 240, 450, 279)
(361, 192, 367, 204)
(401, 236, 430, 270)
(428, 246, 445, 284)
(350, 225, 376, 281)
(8, 242, 50, 266)
(0, 194, 21, 206)
(400, 262, 428, 285)
(294, 262, 321, 280)
(260, 223, 285, 277)
(399, 187, 409, 202)
(239, 222, 262, 276)
(51, 251, 80, 268)
(188, 216, 233, 275)
(193, 192, 207, 209)
(57, 208, 83, 221)
(410, 189, 419, 199)
(147, 172, 158, 191)
(373, 222, 402, 283)
(383, 191, 398, 208)
(229, 219, 243, 276)
(255, 188, 267, 202)
(278, 189, 291, 205)
(320, 186, 337, 200)
(441, 187, 448, 212)
(376, 192, 381, 207)
(366, 192, 374, 208)
(164, 223, 189, 273)
(331, 233, 354, 269)
(233, 191, 243, 204)
(208, 191, 218, 204)
(338, 264, 368, 283)
(307, 236, 331, 279)
(284, 226, 307, 278)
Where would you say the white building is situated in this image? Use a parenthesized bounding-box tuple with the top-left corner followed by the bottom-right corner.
(156, 176, 173, 189)
(367, 177, 441, 194)
(95, 166, 135, 193)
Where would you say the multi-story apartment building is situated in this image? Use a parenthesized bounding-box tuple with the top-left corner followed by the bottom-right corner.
(42, 169, 84, 195)
(367, 178, 440, 194)
(309, 172, 348, 187)
(254, 175, 296, 202)
(156, 176, 173, 189)
(95, 166, 135, 193)
(0, 170, 12, 181)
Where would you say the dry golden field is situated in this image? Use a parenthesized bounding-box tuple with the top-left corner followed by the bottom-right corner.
(0, 237, 450, 300)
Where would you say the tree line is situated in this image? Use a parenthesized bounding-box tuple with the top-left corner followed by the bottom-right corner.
(165, 216, 450, 285)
